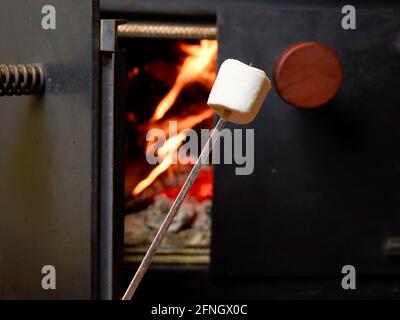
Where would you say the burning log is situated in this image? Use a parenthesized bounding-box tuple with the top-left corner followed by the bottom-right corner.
(125, 40, 217, 199)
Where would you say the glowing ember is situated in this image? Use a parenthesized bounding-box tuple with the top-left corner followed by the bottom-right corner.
(160, 166, 213, 202)
(150, 40, 217, 122)
(128, 67, 140, 80)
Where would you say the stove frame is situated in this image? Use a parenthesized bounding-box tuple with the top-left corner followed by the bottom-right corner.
(2, 0, 400, 300)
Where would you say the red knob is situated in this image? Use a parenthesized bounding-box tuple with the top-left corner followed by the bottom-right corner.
(273, 42, 343, 109)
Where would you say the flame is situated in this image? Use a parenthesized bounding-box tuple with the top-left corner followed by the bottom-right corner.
(145, 108, 214, 152)
(150, 40, 217, 122)
(132, 132, 187, 196)
(133, 108, 213, 196)
(132, 40, 217, 197)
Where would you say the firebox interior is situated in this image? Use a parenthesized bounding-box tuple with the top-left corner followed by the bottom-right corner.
(122, 38, 217, 265)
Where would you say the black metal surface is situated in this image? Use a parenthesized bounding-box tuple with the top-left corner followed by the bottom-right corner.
(100, 0, 400, 16)
(212, 6, 400, 277)
(0, 0, 99, 299)
(125, 265, 400, 299)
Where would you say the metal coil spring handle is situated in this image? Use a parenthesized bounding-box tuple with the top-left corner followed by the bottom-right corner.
(0, 64, 44, 96)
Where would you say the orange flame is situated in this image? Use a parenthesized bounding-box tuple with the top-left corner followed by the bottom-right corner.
(145, 108, 214, 152)
(132, 40, 217, 197)
(132, 132, 187, 196)
(150, 40, 217, 122)
(133, 109, 214, 196)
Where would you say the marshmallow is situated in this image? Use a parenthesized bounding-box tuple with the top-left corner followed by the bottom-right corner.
(207, 59, 271, 124)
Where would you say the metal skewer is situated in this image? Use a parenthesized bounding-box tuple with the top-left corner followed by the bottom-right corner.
(122, 110, 231, 300)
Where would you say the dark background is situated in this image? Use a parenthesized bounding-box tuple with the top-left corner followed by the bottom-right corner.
(100, 0, 400, 17)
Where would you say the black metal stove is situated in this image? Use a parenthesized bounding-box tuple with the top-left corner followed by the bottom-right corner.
(1, 0, 400, 300)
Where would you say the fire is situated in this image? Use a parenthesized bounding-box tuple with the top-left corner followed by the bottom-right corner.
(145, 108, 214, 151)
(133, 109, 214, 196)
(132, 39, 217, 197)
(150, 40, 217, 122)
(132, 132, 187, 196)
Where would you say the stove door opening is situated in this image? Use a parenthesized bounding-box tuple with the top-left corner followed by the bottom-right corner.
(122, 35, 218, 265)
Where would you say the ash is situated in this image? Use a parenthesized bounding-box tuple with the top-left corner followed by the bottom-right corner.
(125, 194, 211, 249)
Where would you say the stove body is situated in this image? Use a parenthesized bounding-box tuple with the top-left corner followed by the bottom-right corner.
(1, 0, 400, 299)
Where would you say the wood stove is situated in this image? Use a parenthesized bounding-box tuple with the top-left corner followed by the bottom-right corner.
(1, 0, 400, 300)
